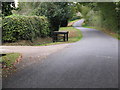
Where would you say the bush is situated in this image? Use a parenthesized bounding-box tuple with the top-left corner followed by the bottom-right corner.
(2, 15, 50, 42)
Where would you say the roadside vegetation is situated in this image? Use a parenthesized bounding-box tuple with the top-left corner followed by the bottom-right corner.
(1, 2, 119, 77)
(0, 53, 22, 77)
(38, 27, 82, 46)
(1, 2, 120, 46)
(1, 1, 120, 79)
(2, 15, 50, 42)
(2, 18, 82, 46)
(75, 2, 120, 39)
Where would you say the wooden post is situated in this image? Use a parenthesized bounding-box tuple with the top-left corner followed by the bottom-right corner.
(67, 32, 68, 41)
(64, 34, 66, 41)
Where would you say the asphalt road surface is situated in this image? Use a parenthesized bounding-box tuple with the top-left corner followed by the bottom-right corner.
(73, 19, 84, 27)
(3, 20, 118, 88)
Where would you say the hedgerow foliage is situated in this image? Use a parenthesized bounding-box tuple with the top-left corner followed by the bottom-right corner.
(91, 3, 118, 33)
(2, 15, 50, 42)
(75, 2, 119, 33)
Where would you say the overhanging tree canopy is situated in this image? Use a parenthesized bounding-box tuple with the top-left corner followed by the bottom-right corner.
(1, 1, 15, 16)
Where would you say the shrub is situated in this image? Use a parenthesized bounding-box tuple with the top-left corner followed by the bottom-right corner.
(2, 15, 50, 42)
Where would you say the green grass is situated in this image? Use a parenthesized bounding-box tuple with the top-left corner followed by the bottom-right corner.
(0, 53, 21, 77)
(0, 53, 20, 67)
(37, 27, 83, 46)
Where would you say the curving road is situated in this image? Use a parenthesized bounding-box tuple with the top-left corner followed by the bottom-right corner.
(3, 20, 118, 88)
(73, 19, 84, 27)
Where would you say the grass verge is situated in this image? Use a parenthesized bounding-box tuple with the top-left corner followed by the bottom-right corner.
(0, 53, 22, 77)
(38, 27, 82, 46)
(82, 25, 120, 40)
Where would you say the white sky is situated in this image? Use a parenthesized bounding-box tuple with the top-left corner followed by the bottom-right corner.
(14, 0, 18, 7)
(13, 0, 119, 6)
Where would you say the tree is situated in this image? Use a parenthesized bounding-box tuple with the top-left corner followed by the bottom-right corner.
(17, 2, 41, 15)
(75, 3, 92, 24)
(74, 2, 119, 33)
(1, 1, 15, 16)
(16, 2, 74, 32)
(34, 2, 74, 32)
(59, 2, 74, 27)
(97, 2, 118, 32)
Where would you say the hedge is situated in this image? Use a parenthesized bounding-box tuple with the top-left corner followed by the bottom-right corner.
(2, 15, 50, 42)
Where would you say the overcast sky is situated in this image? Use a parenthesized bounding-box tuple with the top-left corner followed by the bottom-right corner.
(14, 0, 18, 7)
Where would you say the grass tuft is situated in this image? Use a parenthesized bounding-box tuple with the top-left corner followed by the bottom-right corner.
(0, 53, 21, 77)
(0, 53, 20, 67)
